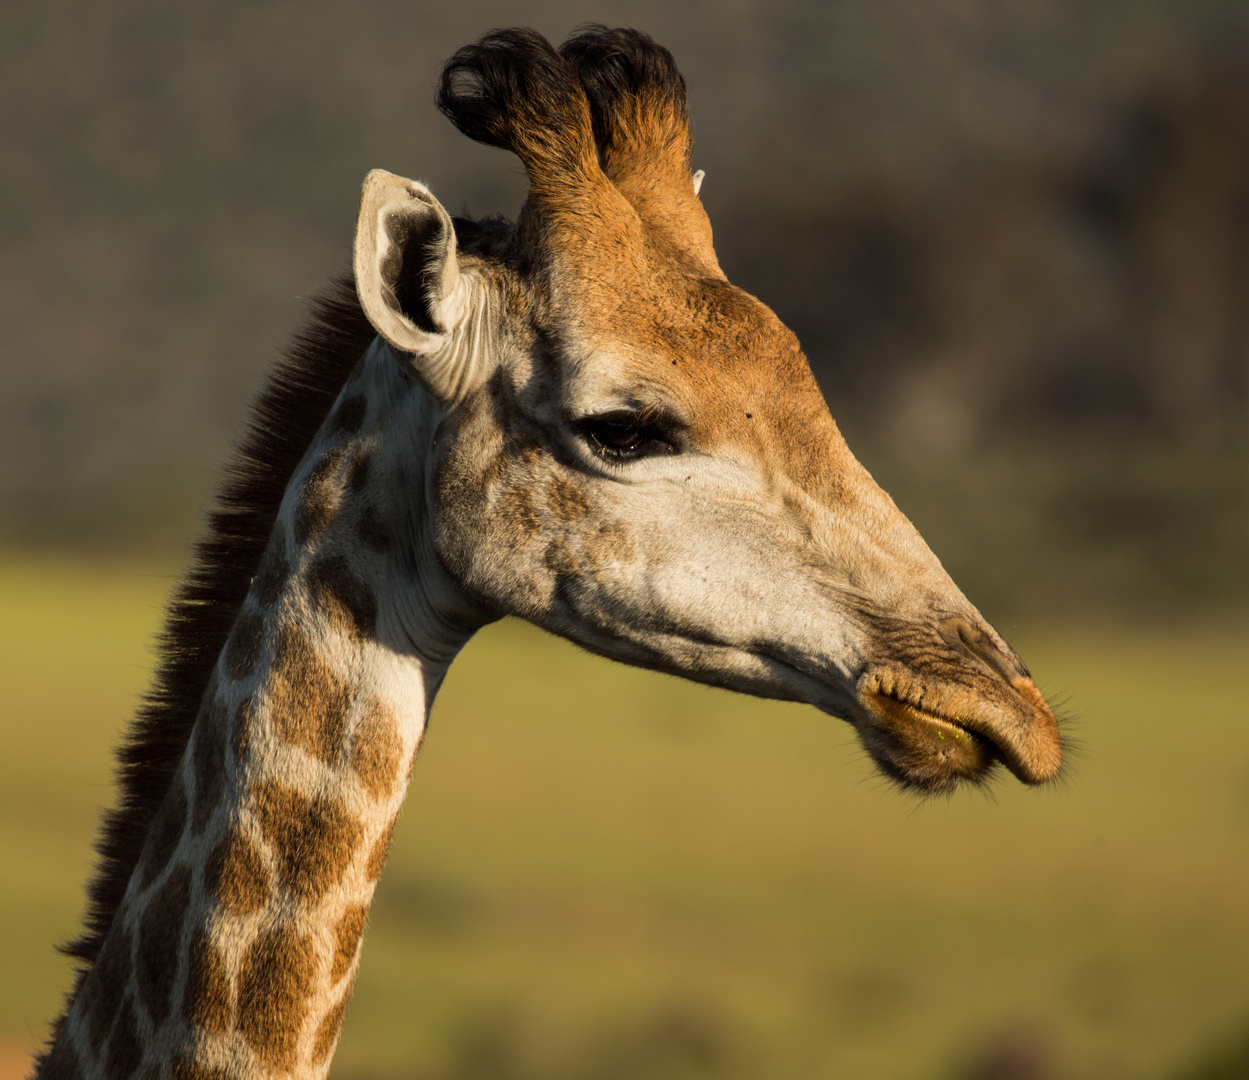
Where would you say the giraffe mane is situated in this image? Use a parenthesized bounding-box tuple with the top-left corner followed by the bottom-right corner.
(61, 275, 377, 985)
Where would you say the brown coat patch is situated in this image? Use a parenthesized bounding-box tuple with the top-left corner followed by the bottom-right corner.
(102, 995, 142, 1080)
(311, 979, 355, 1065)
(136, 863, 193, 1025)
(350, 697, 403, 800)
(139, 775, 187, 890)
(365, 819, 396, 882)
(331, 904, 368, 983)
(251, 781, 363, 903)
(254, 535, 291, 609)
(222, 609, 265, 682)
(84, 922, 133, 1050)
(268, 624, 351, 767)
(236, 924, 318, 1072)
(347, 452, 372, 494)
(58, 278, 376, 1028)
(205, 830, 271, 915)
(357, 503, 392, 553)
(498, 486, 540, 540)
(293, 448, 345, 546)
(230, 695, 256, 764)
(191, 696, 228, 835)
(306, 554, 378, 641)
(543, 538, 579, 579)
(328, 393, 367, 436)
(184, 927, 233, 1035)
(171, 1061, 232, 1080)
(547, 475, 589, 521)
(582, 519, 636, 570)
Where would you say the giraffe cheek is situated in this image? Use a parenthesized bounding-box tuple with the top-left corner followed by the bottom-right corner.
(581, 520, 637, 576)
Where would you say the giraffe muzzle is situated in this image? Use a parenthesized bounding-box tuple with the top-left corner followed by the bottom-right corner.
(855, 675, 1063, 793)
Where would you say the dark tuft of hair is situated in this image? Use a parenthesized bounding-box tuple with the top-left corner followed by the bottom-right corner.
(559, 25, 688, 154)
(436, 28, 595, 181)
(43, 275, 376, 1051)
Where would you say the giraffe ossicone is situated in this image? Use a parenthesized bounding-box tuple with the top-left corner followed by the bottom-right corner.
(36, 25, 1062, 1080)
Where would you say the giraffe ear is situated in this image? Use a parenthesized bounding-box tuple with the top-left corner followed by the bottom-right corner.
(354, 169, 485, 403)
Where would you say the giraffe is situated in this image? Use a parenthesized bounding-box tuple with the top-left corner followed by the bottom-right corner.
(34, 26, 1063, 1080)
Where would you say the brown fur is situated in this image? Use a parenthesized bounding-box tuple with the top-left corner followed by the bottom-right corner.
(546, 475, 589, 521)
(356, 503, 392, 553)
(253, 534, 291, 610)
(102, 996, 141, 1080)
(139, 776, 187, 890)
(543, 538, 578, 580)
(236, 925, 318, 1071)
(135, 864, 193, 1024)
(293, 448, 346, 547)
(583, 520, 635, 570)
(230, 696, 256, 764)
(437, 29, 601, 196)
(330, 906, 367, 983)
(47, 278, 375, 1057)
(311, 981, 354, 1065)
(171, 1061, 231, 1080)
(84, 924, 132, 1051)
(350, 698, 402, 800)
(498, 487, 541, 540)
(438, 28, 648, 292)
(205, 830, 270, 916)
(223, 610, 265, 681)
(347, 452, 371, 495)
(268, 624, 351, 766)
(251, 781, 363, 903)
(559, 26, 719, 276)
(184, 928, 233, 1035)
(306, 554, 378, 641)
(191, 695, 228, 835)
(365, 820, 395, 882)
(327, 394, 367, 437)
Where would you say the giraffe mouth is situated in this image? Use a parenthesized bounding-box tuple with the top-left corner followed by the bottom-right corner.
(854, 683, 1062, 793)
(856, 690, 998, 792)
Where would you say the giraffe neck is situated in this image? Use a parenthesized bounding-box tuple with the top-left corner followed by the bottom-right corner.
(48, 340, 487, 1080)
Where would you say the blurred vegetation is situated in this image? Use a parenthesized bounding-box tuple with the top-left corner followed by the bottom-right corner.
(2, 0, 1248, 616)
(2, 559, 1247, 1080)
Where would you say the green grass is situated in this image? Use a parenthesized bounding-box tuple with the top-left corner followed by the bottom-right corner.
(1, 556, 1247, 1079)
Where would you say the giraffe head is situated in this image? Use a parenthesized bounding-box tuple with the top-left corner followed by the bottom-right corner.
(352, 27, 1062, 793)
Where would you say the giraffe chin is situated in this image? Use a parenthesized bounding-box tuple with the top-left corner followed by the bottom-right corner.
(855, 690, 1058, 794)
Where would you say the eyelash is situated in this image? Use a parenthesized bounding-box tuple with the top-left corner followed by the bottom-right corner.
(580, 411, 679, 462)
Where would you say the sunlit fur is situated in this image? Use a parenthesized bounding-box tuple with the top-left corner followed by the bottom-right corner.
(38, 26, 1062, 1080)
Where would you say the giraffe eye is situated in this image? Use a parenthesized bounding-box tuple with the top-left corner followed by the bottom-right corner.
(582, 412, 677, 461)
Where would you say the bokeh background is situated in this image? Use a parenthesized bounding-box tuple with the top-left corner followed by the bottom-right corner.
(1, 2, 1246, 1079)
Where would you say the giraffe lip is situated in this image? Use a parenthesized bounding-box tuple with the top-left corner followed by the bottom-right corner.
(857, 682, 1062, 791)
(856, 689, 1002, 792)
(868, 691, 986, 745)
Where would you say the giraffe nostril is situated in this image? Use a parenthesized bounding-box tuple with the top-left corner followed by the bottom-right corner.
(941, 617, 1025, 684)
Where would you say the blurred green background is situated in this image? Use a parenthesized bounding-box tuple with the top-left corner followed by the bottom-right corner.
(1, 2, 1247, 1078)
